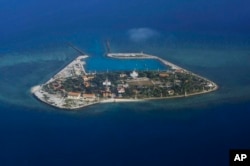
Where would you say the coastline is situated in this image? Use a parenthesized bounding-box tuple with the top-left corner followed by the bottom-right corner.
(31, 52, 218, 110)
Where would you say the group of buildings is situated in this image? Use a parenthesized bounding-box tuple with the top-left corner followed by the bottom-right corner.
(66, 70, 140, 100)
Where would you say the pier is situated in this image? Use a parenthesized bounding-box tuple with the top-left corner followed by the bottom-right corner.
(67, 42, 87, 55)
(107, 52, 181, 70)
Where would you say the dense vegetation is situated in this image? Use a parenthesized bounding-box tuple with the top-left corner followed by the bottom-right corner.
(43, 70, 214, 99)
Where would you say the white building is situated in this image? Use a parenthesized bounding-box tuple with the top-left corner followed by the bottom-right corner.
(117, 87, 125, 93)
(119, 73, 127, 78)
(103, 78, 111, 86)
(130, 70, 138, 79)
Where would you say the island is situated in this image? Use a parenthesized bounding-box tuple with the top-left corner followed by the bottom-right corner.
(31, 44, 218, 110)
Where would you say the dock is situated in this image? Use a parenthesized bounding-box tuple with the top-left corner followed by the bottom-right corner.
(107, 52, 181, 70)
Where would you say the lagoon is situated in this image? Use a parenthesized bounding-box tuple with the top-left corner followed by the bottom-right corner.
(85, 56, 168, 72)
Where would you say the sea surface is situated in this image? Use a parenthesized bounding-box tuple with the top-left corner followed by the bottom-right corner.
(1, 0, 250, 166)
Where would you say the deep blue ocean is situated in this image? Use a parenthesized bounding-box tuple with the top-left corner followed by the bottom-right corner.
(1, 0, 250, 165)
